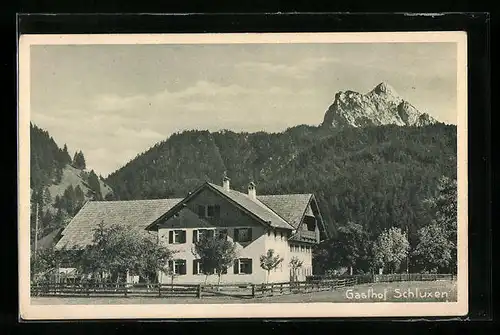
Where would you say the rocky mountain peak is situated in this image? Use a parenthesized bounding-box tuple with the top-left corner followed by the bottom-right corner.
(321, 82, 437, 128)
(371, 81, 398, 96)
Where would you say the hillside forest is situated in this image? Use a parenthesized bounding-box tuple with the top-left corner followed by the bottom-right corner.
(30, 122, 457, 274)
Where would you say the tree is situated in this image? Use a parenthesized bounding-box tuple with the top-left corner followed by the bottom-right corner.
(61, 185, 77, 215)
(314, 222, 371, 275)
(42, 187, 52, 207)
(87, 170, 102, 201)
(259, 249, 284, 283)
(77, 221, 139, 283)
(412, 222, 454, 273)
(74, 185, 86, 208)
(133, 233, 174, 287)
(289, 256, 303, 283)
(192, 234, 237, 285)
(72, 151, 86, 170)
(372, 227, 410, 274)
(422, 176, 458, 273)
(31, 247, 72, 283)
(62, 144, 72, 164)
(104, 192, 115, 201)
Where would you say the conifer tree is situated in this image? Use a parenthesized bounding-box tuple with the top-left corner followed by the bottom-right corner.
(87, 170, 102, 200)
(62, 144, 72, 164)
(72, 151, 86, 170)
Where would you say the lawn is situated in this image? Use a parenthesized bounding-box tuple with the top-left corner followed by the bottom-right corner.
(31, 280, 457, 305)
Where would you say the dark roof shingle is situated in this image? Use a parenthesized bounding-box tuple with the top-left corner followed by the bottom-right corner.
(208, 183, 295, 230)
(55, 198, 182, 249)
(257, 194, 312, 229)
(55, 184, 319, 250)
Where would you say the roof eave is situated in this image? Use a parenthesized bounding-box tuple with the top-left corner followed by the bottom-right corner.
(144, 183, 208, 231)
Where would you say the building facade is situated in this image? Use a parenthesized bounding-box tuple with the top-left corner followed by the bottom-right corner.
(55, 176, 328, 285)
(146, 177, 326, 284)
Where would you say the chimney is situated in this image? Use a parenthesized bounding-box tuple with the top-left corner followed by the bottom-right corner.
(248, 182, 256, 200)
(222, 173, 230, 191)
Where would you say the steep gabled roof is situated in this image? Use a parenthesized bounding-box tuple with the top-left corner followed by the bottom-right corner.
(257, 194, 313, 229)
(36, 227, 64, 250)
(55, 182, 326, 250)
(55, 198, 182, 250)
(207, 183, 295, 230)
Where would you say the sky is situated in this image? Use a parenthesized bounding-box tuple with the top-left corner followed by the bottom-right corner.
(30, 42, 458, 176)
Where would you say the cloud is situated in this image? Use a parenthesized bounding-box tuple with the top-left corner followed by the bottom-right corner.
(32, 79, 322, 175)
(235, 57, 339, 79)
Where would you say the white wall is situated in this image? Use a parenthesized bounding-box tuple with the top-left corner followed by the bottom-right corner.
(288, 245, 314, 282)
(158, 225, 269, 284)
(264, 230, 292, 283)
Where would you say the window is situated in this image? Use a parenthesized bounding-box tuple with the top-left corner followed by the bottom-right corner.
(234, 228, 252, 243)
(218, 229, 228, 240)
(197, 205, 205, 217)
(197, 204, 221, 218)
(304, 216, 317, 232)
(193, 229, 215, 242)
(207, 205, 220, 218)
(192, 259, 214, 275)
(168, 230, 186, 244)
(168, 260, 187, 275)
(234, 258, 252, 274)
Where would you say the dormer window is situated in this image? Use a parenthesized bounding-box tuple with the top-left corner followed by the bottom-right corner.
(197, 204, 221, 218)
(234, 228, 252, 243)
(304, 215, 317, 232)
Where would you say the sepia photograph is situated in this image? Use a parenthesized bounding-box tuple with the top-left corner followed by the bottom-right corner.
(18, 32, 468, 319)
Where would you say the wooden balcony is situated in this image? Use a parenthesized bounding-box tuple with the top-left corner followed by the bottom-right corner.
(291, 230, 318, 243)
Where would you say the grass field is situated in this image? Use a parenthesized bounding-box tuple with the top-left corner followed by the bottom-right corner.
(31, 280, 457, 305)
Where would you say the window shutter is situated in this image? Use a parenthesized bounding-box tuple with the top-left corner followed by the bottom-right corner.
(233, 259, 239, 274)
(168, 231, 173, 244)
(197, 205, 204, 217)
(180, 260, 186, 275)
(168, 260, 173, 272)
(248, 228, 253, 241)
(193, 260, 198, 275)
(234, 228, 239, 242)
(248, 260, 253, 274)
(193, 230, 198, 243)
(181, 230, 186, 243)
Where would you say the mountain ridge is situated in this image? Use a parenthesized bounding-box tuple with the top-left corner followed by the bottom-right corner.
(321, 82, 437, 128)
(30, 123, 114, 247)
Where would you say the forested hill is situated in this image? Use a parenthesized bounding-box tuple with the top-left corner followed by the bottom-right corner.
(30, 123, 113, 246)
(106, 123, 457, 240)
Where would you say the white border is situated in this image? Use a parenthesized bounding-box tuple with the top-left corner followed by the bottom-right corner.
(18, 32, 468, 320)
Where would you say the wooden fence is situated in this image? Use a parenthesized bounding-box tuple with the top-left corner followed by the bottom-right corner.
(31, 273, 455, 299)
(31, 278, 357, 299)
(373, 273, 455, 283)
(307, 273, 455, 284)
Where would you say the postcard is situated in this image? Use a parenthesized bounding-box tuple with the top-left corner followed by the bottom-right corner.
(18, 31, 468, 320)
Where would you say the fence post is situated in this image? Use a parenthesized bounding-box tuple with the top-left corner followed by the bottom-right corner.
(197, 284, 202, 298)
(158, 283, 161, 297)
(251, 284, 255, 298)
(124, 284, 128, 297)
(280, 283, 283, 294)
(271, 284, 274, 295)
